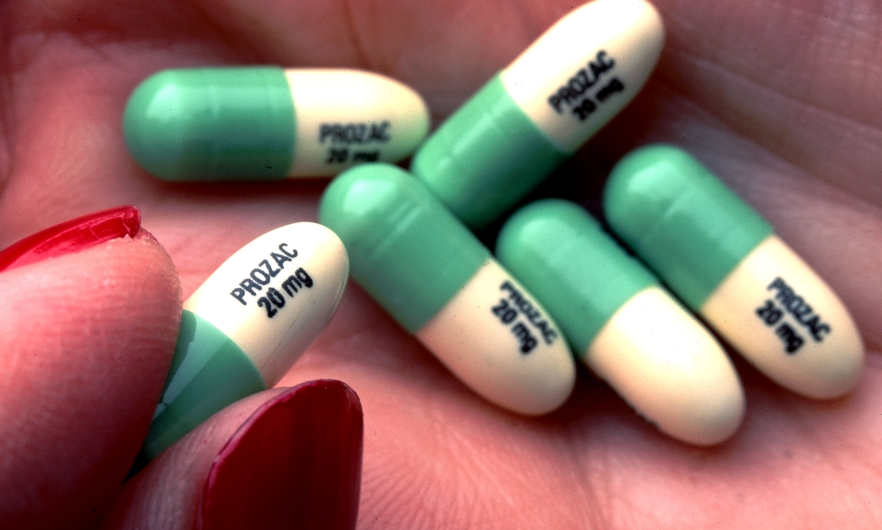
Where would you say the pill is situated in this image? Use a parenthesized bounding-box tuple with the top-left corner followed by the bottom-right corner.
(319, 164, 576, 415)
(497, 199, 744, 444)
(142, 222, 348, 459)
(123, 67, 430, 180)
(604, 145, 864, 399)
(410, 0, 664, 228)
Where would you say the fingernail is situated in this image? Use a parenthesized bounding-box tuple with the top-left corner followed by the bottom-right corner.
(0, 205, 141, 272)
(199, 380, 364, 530)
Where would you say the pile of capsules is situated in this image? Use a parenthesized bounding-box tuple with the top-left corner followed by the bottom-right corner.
(124, 0, 863, 462)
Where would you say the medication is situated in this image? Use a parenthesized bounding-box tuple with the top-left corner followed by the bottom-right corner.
(143, 222, 348, 459)
(411, 0, 664, 228)
(319, 164, 575, 415)
(124, 68, 430, 180)
(604, 145, 864, 399)
(497, 200, 744, 444)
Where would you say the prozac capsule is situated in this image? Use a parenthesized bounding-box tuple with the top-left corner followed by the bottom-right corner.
(124, 68, 429, 180)
(319, 164, 576, 415)
(497, 199, 744, 445)
(604, 145, 864, 399)
(412, 0, 664, 227)
(142, 222, 348, 460)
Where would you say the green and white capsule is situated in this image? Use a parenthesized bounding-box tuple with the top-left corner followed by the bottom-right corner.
(411, 0, 664, 228)
(604, 145, 864, 399)
(497, 200, 744, 445)
(124, 68, 430, 180)
(319, 164, 576, 415)
(143, 222, 348, 459)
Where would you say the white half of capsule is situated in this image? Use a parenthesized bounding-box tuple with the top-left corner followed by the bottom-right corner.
(702, 235, 864, 399)
(284, 69, 430, 175)
(415, 259, 577, 415)
(184, 222, 349, 386)
(588, 286, 745, 445)
(500, 0, 664, 152)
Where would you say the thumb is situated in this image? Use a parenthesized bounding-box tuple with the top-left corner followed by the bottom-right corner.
(103, 380, 364, 530)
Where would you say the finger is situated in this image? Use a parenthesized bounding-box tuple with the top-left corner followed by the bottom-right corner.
(0, 212, 181, 528)
(103, 380, 363, 530)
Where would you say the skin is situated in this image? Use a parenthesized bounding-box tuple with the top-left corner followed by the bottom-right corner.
(1, 0, 881, 527)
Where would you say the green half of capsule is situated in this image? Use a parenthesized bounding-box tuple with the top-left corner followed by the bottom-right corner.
(603, 144, 773, 310)
(411, 75, 570, 229)
(124, 67, 295, 181)
(318, 163, 489, 332)
(496, 199, 655, 353)
(142, 310, 265, 460)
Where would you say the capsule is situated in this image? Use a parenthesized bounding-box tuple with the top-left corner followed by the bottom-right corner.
(497, 200, 744, 444)
(410, 0, 664, 228)
(142, 222, 348, 459)
(124, 67, 430, 180)
(319, 164, 576, 415)
(604, 145, 864, 399)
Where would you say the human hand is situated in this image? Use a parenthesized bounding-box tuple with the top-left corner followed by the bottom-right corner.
(0, 212, 363, 529)
(1, 0, 880, 527)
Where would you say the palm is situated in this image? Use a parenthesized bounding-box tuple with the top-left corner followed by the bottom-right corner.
(2, 0, 880, 527)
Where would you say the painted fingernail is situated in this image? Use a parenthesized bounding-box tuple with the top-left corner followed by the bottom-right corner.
(0, 205, 141, 272)
(200, 380, 364, 530)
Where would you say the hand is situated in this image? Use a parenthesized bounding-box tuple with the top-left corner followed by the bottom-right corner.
(1, 0, 879, 527)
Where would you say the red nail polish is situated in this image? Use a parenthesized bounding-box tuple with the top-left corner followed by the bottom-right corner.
(0, 205, 141, 272)
(200, 380, 364, 530)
